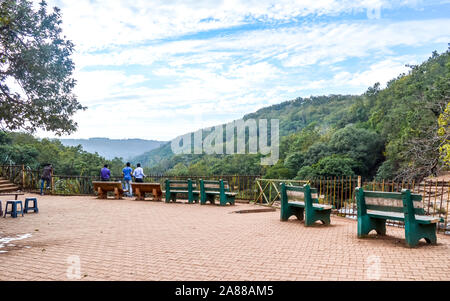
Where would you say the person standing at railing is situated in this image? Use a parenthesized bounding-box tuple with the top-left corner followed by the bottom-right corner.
(122, 162, 133, 197)
(132, 163, 145, 183)
(40, 163, 53, 195)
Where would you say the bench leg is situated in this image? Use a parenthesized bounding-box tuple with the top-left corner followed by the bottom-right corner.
(135, 188, 141, 200)
(281, 205, 304, 221)
(305, 209, 331, 227)
(165, 193, 177, 203)
(200, 193, 206, 205)
(219, 196, 235, 206)
(201, 194, 215, 205)
(189, 194, 199, 204)
(188, 193, 199, 204)
(98, 187, 107, 199)
(358, 216, 386, 238)
(405, 222, 437, 248)
(152, 188, 161, 201)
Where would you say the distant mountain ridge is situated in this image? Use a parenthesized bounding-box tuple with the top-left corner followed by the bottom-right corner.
(59, 138, 165, 160)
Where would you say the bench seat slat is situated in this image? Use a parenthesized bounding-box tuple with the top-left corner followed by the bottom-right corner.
(367, 210, 440, 224)
(364, 191, 422, 201)
(288, 201, 332, 210)
(285, 186, 318, 194)
(169, 189, 200, 193)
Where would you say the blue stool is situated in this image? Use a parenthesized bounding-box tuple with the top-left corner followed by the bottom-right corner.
(4, 201, 24, 218)
(24, 198, 39, 213)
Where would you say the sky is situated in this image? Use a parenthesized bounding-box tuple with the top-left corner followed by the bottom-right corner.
(36, 0, 450, 141)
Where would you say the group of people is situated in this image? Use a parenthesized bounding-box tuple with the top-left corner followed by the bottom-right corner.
(39, 162, 147, 197)
(100, 162, 146, 197)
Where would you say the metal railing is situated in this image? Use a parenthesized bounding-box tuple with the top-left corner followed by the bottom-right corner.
(0, 165, 259, 200)
(254, 177, 450, 234)
(2, 164, 448, 233)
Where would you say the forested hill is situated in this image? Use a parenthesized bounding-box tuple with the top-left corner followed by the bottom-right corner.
(135, 48, 450, 181)
(59, 138, 165, 160)
(243, 95, 360, 137)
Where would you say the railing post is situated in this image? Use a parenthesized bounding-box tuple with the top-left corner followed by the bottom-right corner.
(22, 164, 25, 188)
(357, 175, 361, 188)
(51, 175, 55, 195)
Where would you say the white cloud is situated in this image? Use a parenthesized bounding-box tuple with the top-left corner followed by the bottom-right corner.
(32, 0, 450, 141)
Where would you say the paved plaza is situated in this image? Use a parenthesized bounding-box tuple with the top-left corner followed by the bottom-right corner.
(0, 194, 449, 281)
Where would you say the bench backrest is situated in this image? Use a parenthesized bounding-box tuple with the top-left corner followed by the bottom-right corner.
(166, 179, 197, 190)
(280, 183, 319, 210)
(284, 185, 318, 202)
(201, 179, 230, 192)
(355, 188, 424, 215)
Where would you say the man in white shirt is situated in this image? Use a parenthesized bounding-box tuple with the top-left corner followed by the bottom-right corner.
(132, 163, 146, 182)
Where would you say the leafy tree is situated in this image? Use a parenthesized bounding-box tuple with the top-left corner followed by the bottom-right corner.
(0, 143, 38, 165)
(302, 142, 332, 167)
(263, 162, 292, 179)
(438, 102, 450, 167)
(0, 130, 11, 144)
(375, 159, 398, 180)
(0, 0, 84, 134)
(167, 163, 189, 176)
(328, 125, 384, 177)
(296, 155, 357, 179)
(284, 152, 305, 175)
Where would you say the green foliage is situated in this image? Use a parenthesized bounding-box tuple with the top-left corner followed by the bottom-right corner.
(438, 102, 450, 166)
(0, 0, 84, 134)
(264, 162, 293, 179)
(0, 130, 124, 176)
(375, 160, 397, 180)
(328, 125, 384, 176)
(296, 155, 357, 179)
(284, 152, 305, 174)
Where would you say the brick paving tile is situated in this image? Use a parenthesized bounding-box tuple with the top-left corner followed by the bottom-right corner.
(0, 193, 449, 281)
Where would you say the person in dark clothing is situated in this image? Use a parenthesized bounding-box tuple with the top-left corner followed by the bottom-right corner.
(40, 163, 53, 195)
(100, 164, 111, 181)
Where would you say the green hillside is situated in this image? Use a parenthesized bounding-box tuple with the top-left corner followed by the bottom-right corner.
(134, 48, 450, 181)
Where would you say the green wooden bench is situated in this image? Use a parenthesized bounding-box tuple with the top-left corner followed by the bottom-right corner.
(280, 183, 332, 226)
(199, 179, 236, 206)
(164, 179, 200, 203)
(355, 187, 444, 247)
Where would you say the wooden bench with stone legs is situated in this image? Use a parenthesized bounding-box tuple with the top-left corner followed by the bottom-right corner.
(355, 187, 444, 247)
(92, 181, 124, 199)
(132, 182, 163, 201)
(280, 183, 332, 226)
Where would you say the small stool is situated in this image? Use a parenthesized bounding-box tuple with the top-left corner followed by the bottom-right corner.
(24, 198, 39, 214)
(4, 201, 24, 218)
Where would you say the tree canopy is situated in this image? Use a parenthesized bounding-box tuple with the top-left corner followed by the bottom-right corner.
(0, 0, 84, 135)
